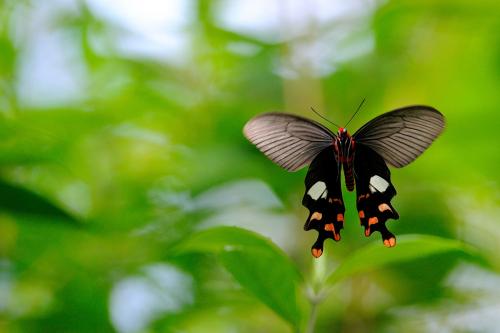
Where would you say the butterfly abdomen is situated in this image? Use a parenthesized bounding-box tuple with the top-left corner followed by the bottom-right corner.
(343, 162, 355, 191)
(334, 131, 356, 191)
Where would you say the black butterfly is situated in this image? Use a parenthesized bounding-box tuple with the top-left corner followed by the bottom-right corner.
(243, 106, 445, 258)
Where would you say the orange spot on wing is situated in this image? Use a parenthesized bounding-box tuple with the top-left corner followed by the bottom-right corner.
(324, 223, 334, 231)
(310, 212, 322, 221)
(368, 217, 378, 226)
(333, 233, 340, 241)
(378, 203, 392, 212)
(383, 237, 396, 248)
(336, 213, 344, 222)
(358, 210, 365, 218)
(311, 248, 323, 258)
(365, 228, 370, 236)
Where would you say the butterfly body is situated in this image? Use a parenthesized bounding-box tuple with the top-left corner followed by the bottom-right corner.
(244, 106, 445, 257)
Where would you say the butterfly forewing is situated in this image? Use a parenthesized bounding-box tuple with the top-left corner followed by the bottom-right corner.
(302, 147, 345, 258)
(353, 144, 399, 247)
(353, 106, 445, 168)
(243, 113, 336, 171)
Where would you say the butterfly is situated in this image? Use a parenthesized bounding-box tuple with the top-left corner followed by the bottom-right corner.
(243, 105, 445, 258)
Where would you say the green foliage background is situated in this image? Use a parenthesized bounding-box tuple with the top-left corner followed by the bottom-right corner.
(0, 1, 499, 332)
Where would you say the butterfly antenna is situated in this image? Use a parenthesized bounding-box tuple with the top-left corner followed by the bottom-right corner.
(344, 98, 366, 128)
(310, 107, 341, 128)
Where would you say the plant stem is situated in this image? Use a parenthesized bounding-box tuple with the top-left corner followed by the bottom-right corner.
(305, 299, 319, 333)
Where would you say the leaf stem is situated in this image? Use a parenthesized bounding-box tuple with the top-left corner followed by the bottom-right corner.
(305, 287, 327, 333)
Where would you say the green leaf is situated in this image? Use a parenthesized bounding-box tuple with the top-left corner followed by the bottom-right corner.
(220, 249, 301, 327)
(174, 226, 303, 328)
(327, 235, 478, 285)
(174, 226, 283, 254)
(0, 179, 78, 223)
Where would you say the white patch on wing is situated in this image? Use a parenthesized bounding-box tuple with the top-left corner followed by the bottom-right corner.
(307, 181, 327, 200)
(369, 175, 389, 193)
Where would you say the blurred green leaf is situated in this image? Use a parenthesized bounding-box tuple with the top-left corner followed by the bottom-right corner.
(0, 179, 77, 223)
(327, 235, 478, 285)
(220, 249, 302, 328)
(175, 226, 303, 328)
(174, 226, 286, 254)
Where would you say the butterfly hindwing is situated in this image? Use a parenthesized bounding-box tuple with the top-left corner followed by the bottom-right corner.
(354, 144, 400, 247)
(302, 147, 345, 258)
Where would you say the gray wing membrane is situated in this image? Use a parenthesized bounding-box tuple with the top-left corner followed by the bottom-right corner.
(353, 106, 445, 168)
(244, 113, 336, 171)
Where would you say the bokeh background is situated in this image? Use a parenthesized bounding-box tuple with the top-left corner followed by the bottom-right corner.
(0, 0, 499, 332)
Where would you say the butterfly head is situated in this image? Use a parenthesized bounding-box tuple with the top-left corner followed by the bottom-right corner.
(335, 127, 354, 163)
(337, 127, 350, 139)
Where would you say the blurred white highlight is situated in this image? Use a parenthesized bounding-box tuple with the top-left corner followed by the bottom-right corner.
(109, 263, 194, 333)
